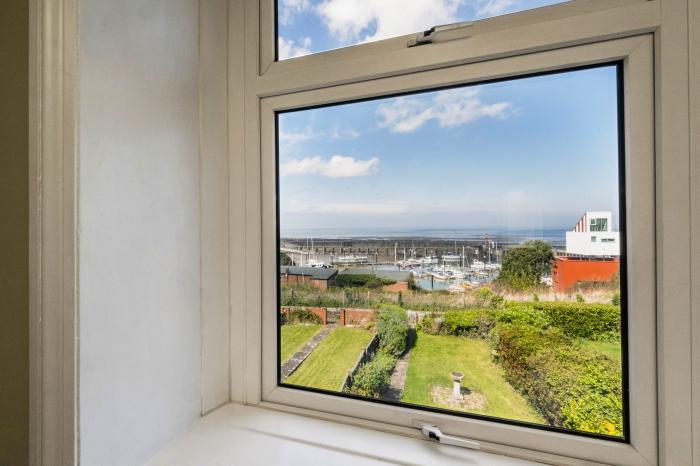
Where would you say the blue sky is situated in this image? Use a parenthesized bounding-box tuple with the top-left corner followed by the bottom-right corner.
(277, 0, 569, 59)
(279, 66, 621, 234)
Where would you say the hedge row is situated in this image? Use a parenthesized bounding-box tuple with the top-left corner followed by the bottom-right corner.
(350, 352, 397, 397)
(419, 301, 621, 341)
(335, 274, 396, 289)
(281, 308, 323, 325)
(376, 305, 409, 357)
(493, 324, 623, 436)
(511, 301, 621, 340)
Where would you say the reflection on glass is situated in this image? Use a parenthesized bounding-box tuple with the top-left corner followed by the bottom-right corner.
(278, 65, 625, 438)
(277, 0, 570, 60)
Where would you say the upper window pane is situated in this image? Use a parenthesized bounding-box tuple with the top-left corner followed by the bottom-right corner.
(276, 0, 571, 60)
(277, 65, 627, 440)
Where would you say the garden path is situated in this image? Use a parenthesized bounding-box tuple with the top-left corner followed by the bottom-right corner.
(380, 351, 411, 401)
(281, 325, 333, 379)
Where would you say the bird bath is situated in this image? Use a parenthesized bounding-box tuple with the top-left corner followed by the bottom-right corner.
(451, 371, 464, 401)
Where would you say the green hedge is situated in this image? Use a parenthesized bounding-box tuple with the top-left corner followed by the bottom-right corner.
(282, 308, 323, 325)
(376, 305, 409, 357)
(525, 302, 620, 340)
(493, 324, 623, 436)
(350, 352, 397, 398)
(441, 310, 496, 338)
(335, 274, 396, 289)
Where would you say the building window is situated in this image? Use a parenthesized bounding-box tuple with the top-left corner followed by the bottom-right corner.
(276, 63, 627, 439)
(590, 218, 609, 231)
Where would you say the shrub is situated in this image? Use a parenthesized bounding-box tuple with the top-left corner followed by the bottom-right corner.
(376, 305, 409, 357)
(418, 313, 443, 335)
(494, 307, 550, 329)
(283, 307, 323, 325)
(576, 294, 585, 303)
(496, 241, 554, 291)
(493, 324, 623, 436)
(350, 352, 397, 398)
(442, 310, 495, 338)
(612, 291, 621, 306)
(503, 301, 621, 340)
(474, 287, 494, 306)
(335, 274, 396, 289)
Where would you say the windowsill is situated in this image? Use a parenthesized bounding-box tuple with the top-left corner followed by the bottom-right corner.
(146, 403, 543, 466)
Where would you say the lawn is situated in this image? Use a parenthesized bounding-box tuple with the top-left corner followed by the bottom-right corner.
(280, 324, 322, 364)
(401, 332, 543, 424)
(285, 327, 373, 391)
(582, 339, 622, 362)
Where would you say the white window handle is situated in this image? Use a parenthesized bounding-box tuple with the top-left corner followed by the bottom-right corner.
(419, 423, 480, 450)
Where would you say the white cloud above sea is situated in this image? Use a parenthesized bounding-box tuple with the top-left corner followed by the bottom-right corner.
(376, 88, 512, 133)
(280, 155, 379, 177)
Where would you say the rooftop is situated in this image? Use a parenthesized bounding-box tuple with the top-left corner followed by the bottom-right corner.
(340, 268, 413, 282)
(280, 266, 338, 280)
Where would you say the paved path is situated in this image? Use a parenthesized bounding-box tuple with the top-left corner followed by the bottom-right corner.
(281, 326, 333, 380)
(380, 351, 411, 401)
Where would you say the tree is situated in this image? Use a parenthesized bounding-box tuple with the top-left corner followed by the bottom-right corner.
(497, 240, 554, 291)
(280, 251, 293, 266)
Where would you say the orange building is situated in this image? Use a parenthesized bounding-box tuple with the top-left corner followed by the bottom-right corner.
(552, 256, 620, 292)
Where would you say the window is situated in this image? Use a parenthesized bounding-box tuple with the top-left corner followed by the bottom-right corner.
(252, 2, 658, 464)
(276, 0, 570, 60)
(590, 218, 609, 232)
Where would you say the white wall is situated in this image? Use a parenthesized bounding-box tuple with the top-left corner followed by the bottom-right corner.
(79, 1, 201, 465)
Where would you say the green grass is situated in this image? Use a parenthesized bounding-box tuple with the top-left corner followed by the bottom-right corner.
(582, 339, 622, 362)
(280, 325, 322, 364)
(402, 332, 543, 424)
(285, 327, 373, 391)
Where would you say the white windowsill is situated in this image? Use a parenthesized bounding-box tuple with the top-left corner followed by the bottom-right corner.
(146, 403, 543, 466)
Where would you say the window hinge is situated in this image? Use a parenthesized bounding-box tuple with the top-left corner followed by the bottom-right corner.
(417, 423, 481, 450)
(407, 21, 474, 48)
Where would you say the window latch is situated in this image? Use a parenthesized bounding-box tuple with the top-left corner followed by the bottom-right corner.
(407, 21, 474, 48)
(418, 423, 481, 450)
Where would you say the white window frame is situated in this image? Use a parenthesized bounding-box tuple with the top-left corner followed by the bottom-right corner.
(230, 0, 697, 464)
(252, 34, 655, 465)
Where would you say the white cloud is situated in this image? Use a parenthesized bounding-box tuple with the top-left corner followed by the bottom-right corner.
(377, 87, 512, 133)
(476, 0, 517, 17)
(279, 126, 317, 145)
(287, 202, 408, 215)
(279, 0, 313, 25)
(329, 125, 360, 140)
(280, 155, 379, 177)
(278, 36, 313, 59)
(315, 0, 465, 44)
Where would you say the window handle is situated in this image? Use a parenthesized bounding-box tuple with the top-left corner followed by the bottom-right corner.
(418, 423, 481, 450)
(407, 21, 474, 47)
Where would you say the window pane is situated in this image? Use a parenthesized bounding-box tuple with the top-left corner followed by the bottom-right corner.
(277, 0, 571, 60)
(277, 65, 626, 439)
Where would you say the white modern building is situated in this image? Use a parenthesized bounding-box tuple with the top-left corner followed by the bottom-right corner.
(565, 211, 620, 256)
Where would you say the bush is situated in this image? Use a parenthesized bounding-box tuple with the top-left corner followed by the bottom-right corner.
(335, 274, 396, 289)
(418, 313, 443, 335)
(612, 291, 621, 306)
(376, 305, 409, 357)
(493, 324, 623, 436)
(442, 310, 495, 338)
(282, 307, 323, 325)
(504, 301, 621, 340)
(350, 352, 397, 397)
(576, 294, 585, 303)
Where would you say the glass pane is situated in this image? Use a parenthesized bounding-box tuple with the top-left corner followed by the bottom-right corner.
(277, 65, 626, 439)
(277, 0, 571, 60)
